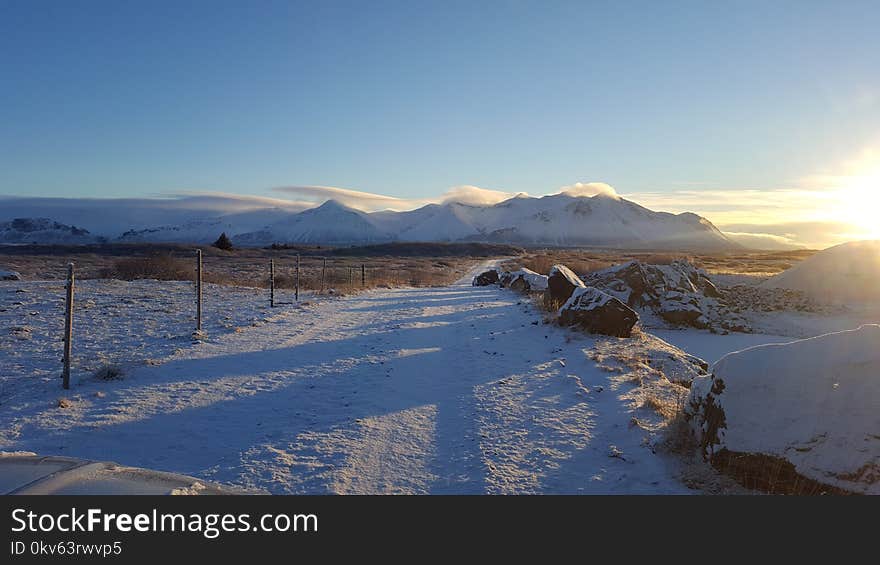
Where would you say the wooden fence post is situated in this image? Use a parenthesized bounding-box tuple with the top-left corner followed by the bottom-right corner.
(361, 263, 365, 287)
(62, 262, 75, 390)
(270, 258, 275, 307)
(349, 266, 353, 288)
(295, 254, 300, 302)
(196, 249, 202, 332)
(321, 257, 326, 293)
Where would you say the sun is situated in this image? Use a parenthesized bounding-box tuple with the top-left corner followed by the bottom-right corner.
(833, 165, 880, 240)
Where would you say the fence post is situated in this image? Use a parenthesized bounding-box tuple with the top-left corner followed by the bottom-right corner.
(349, 266, 353, 288)
(295, 254, 300, 302)
(62, 262, 75, 390)
(196, 249, 202, 332)
(321, 257, 326, 293)
(270, 258, 275, 307)
(361, 263, 365, 287)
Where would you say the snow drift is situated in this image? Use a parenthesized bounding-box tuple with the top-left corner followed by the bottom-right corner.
(686, 324, 880, 494)
(762, 240, 880, 304)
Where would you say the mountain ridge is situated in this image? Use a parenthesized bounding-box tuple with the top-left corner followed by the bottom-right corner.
(0, 194, 739, 250)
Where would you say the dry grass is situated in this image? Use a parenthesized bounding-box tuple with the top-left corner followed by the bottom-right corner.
(99, 254, 193, 281)
(711, 450, 853, 495)
(506, 253, 614, 277)
(94, 364, 125, 381)
(502, 248, 817, 278)
(1, 244, 481, 291)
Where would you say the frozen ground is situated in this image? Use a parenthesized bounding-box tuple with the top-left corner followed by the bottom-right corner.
(1, 268, 695, 494)
(1, 279, 294, 410)
(2, 265, 875, 494)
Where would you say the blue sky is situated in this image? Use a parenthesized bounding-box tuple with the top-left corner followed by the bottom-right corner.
(2, 1, 879, 245)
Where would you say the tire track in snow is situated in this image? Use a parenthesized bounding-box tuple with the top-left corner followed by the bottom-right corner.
(3, 275, 691, 494)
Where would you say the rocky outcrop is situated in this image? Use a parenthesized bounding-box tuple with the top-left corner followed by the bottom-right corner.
(547, 265, 586, 303)
(472, 269, 500, 286)
(583, 260, 748, 332)
(558, 287, 639, 337)
(658, 293, 708, 328)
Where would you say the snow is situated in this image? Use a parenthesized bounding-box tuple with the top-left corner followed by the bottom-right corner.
(650, 329, 794, 365)
(0, 268, 22, 281)
(508, 268, 548, 291)
(762, 240, 880, 304)
(1, 279, 295, 411)
(0, 193, 737, 249)
(0, 270, 693, 494)
(5, 254, 876, 494)
(561, 286, 613, 310)
(688, 325, 880, 494)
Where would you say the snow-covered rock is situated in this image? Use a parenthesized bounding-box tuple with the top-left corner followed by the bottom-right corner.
(762, 240, 880, 304)
(472, 268, 501, 286)
(547, 264, 586, 303)
(685, 325, 880, 494)
(0, 268, 22, 281)
(558, 287, 639, 337)
(506, 268, 548, 292)
(584, 260, 746, 332)
(658, 292, 708, 328)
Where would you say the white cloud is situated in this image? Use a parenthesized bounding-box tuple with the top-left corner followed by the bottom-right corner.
(722, 231, 804, 250)
(558, 182, 619, 199)
(272, 185, 427, 211)
(161, 191, 314, 212)
(439, 185, 522, 206)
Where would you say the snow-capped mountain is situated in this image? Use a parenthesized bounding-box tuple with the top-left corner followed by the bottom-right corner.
(239, 194, 737, 249)
(0, 193, 739, 250)
(0, 218, 103, 244)
(237, 200, 391, 245)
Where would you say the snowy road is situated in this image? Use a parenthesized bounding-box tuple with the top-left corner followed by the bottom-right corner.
(1, 273, 690, 494)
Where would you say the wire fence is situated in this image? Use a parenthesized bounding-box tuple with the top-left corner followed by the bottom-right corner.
(47, 250, 463, 389)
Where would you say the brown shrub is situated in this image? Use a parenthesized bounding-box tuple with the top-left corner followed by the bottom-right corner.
(100, 254, 192, 281)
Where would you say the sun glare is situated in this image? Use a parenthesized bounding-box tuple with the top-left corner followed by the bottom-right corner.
(833, 165, 880, 240)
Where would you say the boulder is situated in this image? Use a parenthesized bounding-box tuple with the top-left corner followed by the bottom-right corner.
(508, 268, 549, 292)
(0, 268, 21, 281)
(685, 325, 880, 494)
(498, 271, 515, 287)
(584, 260, 735, 331)
(547, 264, 585, 303)
(658, 293, 708, 328)
(558, 287, 639, 337)
(472, 269, 500, 286)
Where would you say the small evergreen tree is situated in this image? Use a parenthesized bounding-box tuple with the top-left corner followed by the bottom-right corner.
(213, 232, 233, 251)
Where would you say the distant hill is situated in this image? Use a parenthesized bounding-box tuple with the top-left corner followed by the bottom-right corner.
(0, 218, 102, 244)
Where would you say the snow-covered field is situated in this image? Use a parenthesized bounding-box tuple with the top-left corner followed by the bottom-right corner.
(1, 279, 291, 410)
(2, 268, 700, 494)
(2, 259, 876, 494)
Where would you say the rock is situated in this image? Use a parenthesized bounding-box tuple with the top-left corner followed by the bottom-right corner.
(0, 268, 22, 281)
(658, 293, 708, 328)
(507, 268, 549, 292)
(685, 325, 880, 494)
(472, 269, 500, 286)
(547, 264, 585, 303)
(558, 287, 639, 337)
(498, 271, 515, 287)
(584, 260, 735, 331)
